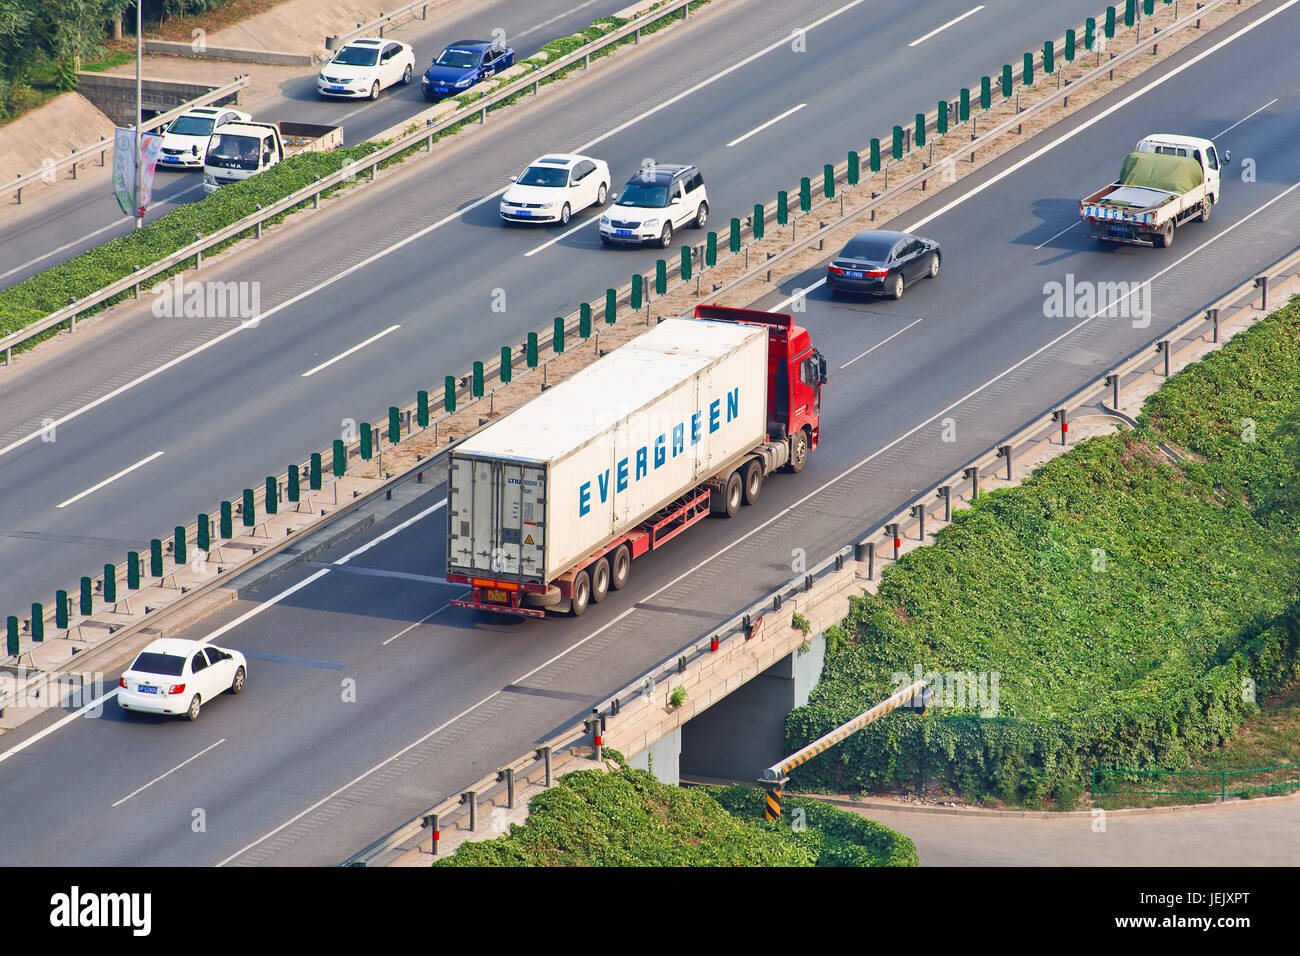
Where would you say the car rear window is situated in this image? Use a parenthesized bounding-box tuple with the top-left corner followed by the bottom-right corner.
(842, 235, 899, 259)
(130, 652, 186, 676)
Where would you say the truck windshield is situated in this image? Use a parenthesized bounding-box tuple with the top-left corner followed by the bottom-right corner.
(168, 115, 215, 136)
(334, 45, 379, 66)
(618, 182, 669, 208)
(206, 133, 263, 170)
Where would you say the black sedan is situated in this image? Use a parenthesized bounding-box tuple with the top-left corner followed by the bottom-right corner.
(826, 229, 940, 299)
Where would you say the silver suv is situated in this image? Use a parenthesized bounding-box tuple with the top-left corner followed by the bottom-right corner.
(600, 164, 708, 248)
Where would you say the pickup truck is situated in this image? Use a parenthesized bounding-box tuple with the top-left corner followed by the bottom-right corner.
(202, 120, 343, 193)
(1080, 134, 1228, 248)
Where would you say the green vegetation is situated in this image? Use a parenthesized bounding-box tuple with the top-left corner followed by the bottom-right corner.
(437, 756, 917, 866)
(792, 611, 812, 635)
(786, 298, 1300, 807)
(0, 142, 382, 350)
(669, 686, 687, 708)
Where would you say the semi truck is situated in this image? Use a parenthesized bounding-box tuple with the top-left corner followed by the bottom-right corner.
(446, 305, 828, 618)
(1079, 133, 1227, 247)
(202, 120, 343, 193)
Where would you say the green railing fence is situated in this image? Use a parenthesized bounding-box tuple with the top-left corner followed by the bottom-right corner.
(1092, 764, 1300, 802)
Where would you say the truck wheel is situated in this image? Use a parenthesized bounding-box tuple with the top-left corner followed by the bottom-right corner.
(1199, 197, 1212, 223)
(610, 545, 631, 590)
(590, 557, 610, 603)
(742, 459, 763, 505)
(1155, 221, 1174, 248)
(789, 429, 810, 474)
(724, 472, 743, 517)
(570, 570, 591, 617)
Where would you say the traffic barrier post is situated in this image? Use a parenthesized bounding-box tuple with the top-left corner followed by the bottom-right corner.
(6, 617, 17, 656)
(631, 275, 643, 310)
(444, 376, 456, 414)
(174, 525, 188, 564)
(799, 178, 811, 212)
(360, 424, 373, 461)
(980, 75, 991, 110)
(417, 390, 429, 428)
(1001, 63, 1013, 97)
(680, 244, 692, 280)
(777, 190, 789, 224)
(656, 259, 667, 294)
(150, 539, 164, 576)
(526, 333, 538, 367)
(472, 361, 484, 398)
(579, 302, 591, 339)
(31, 603, 44, 642)
(729, 218, 741, 253)
(553, 317, 566, 354)
(333, 440, 346, 477)
(753, 203, 765, 240)
(869, 138, 881, 172)
(265, 477, 278, 516)
(1023, 52, 1034, 85)
(103, 565, 117, 604)
(242, 488, 255, 527)
(388, 406, 400, 444)
(80, 577, 93, 615)
(56, 590, 69, 629)
(128, 552, 141, 590)
(220, 502, 234, 537)
(705, 231, 717, 266)
(604, 288, 616, 324)
(500, 346, 513, 382)
(891, 126, 903, 160)
(310, 453, 323, 490)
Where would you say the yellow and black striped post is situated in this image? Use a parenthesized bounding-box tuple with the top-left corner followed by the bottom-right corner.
(760, 681, 928, 809)
(761, 777, 788, 820)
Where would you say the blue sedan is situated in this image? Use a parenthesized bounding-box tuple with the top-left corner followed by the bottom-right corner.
(422, 40, 516, 99)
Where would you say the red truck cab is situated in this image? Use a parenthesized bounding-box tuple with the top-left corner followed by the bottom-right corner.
(693, 304, 825, 465)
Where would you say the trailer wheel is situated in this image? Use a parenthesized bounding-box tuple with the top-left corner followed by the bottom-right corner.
(590, 557, 610, 603)
(570, 570, 591, 617)
(742, 459, 763, 505)
(610, 545, 631, 590)
(789, 428, 810, 474)
(711, 472, 743, 517)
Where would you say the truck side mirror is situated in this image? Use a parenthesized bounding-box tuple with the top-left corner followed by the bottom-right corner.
(1224, 149, 1231, 166)
(817, 354, 828, 385)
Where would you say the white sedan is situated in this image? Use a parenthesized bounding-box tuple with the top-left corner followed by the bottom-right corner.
(500, 154, 610, 226)
(158, 107, 251, 169)
(317, 37, 416, 100)
(119, 638, 247, 721)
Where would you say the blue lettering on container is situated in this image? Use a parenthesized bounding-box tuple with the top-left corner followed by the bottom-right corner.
(672, 424, 684, 457)
(690, 411, 702, 445)
(727, 388, 739, 422)
(597, 469, 610, 503)
(654, 435, 666, 468)
(636, 447, 648, 480)
(579, 481, 591, 516)
(709, 399, 720, 434)
(617, 457, 629, 492)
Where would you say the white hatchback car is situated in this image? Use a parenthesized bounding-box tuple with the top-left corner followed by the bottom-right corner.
(317, 37, 416, 100)
(119, 638, 247, 721)
(500, 154, 611, 226)
(158, 106, 251, 169)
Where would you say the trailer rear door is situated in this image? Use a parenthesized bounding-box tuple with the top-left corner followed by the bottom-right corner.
(448, 455, 547, 582)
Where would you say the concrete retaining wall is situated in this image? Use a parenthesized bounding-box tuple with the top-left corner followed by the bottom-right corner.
(76, 73, 241, 127)
(145, 40, 315, 67)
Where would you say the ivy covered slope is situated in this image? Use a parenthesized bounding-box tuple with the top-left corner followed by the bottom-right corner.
(787, 298, 1300, 806)
(436, 760, 917, 866)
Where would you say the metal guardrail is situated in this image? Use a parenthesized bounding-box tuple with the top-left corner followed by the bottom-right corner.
(1092, 764, 1300, 801)
(329, 0, 448, 50)
(4, 75, 250, 204)
(343, 236, 1300, 864)
(0, 0, 702, 363)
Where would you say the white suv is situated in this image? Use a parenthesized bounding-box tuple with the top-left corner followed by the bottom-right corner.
(600, 164, 708, 248)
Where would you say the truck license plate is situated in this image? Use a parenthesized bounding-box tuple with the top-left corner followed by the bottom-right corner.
(485, 588, 509, 603)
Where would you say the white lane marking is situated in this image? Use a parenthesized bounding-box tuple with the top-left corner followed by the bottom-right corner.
(0, 191, 501, 463)
(514, 0, 609, 40)
(902, 0, 1300, 234)
(0, 184, 206, 284)
(512, 608, 636, 685)
(301, 324, 401, 377)
(56, 451, 165, 509)
(773, 278, 825, 309)
(908, 5, 985, 47)
(112, 738, 226, 807)
(0, 0, 877, 462)
(382, 603, 451, 645)
(577, 0, 875, 153)
(523, 216, 600, 257)
(726, 103, 808, 148)
(217, 686, 503, 866)
(0, 498, 449, 767)
(1214, 97, 1278, 138)
(839, 317, 923, 369)
(1035, 220, 1080, 250)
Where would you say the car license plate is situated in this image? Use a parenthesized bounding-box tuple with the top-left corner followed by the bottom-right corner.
(845, 270, 864, 279)
(485, 588, 509, 603)
(435, 86, 449, 93)
(138, 685, 157, 694)
(330, 85, 346, 93)
(615, 229, 633, 237)
(516, 210, 532, 217)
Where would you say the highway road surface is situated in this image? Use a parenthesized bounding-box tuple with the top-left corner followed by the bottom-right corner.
(0, 0, 1296, 865)
(0, 0, 1112, 618)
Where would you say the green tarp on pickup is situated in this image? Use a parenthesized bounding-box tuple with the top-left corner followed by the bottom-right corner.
(1118, 152, 1203, 194)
